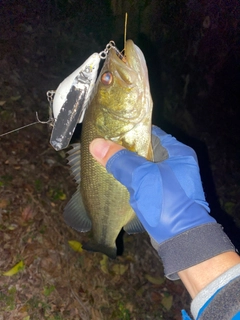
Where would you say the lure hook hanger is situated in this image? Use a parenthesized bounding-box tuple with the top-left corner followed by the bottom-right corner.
(98, 41, 126, 62)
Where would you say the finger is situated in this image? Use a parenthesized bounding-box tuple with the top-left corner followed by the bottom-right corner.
(89, 138, 125, 167)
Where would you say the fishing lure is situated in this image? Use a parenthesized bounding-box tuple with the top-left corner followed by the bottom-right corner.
(0, 41, 121, 143)
(49, 41, 121, 151)
(49, 52, 100, 151)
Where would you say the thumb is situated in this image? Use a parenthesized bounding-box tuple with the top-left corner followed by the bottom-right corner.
(89, 138, 125, 167)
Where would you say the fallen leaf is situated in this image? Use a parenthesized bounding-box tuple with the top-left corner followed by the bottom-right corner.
(3, 260, 24, 276)
(91, 308, 103, 320)
(161, 294, 173, 311)
(0, 198, 8, 209)
(19, 305, 29, 313)
(224, 202, 235, 215)
(136, 287, 145, 297)
(10, 95, 21, 101)
(145, 274, 165, 285)
(0, 101, 6, 106)
(59, 192, 67, 200)
(21, 205, 35, 221)
(112, 264, 128, 275)
(68, 240, 83, 253)
(8, 223, 18, 230)
(100, 255, 109, 274)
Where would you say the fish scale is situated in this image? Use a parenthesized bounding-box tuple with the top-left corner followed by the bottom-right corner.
(81, 121, 134, 252)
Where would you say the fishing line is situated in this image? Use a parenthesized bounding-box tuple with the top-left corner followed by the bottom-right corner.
(124, 12, 128, 57)
(0, 112, 53, 137)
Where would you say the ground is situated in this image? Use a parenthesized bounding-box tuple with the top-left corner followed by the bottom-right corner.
(0, 3, 239, 320)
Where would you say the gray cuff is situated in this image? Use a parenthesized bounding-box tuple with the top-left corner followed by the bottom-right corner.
(152, 223, 235, 280)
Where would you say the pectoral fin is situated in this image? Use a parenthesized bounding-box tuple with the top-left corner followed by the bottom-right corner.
(63, 186, 91, 232)
(124, 216, 145, 234)
(152, 134, 168, 163)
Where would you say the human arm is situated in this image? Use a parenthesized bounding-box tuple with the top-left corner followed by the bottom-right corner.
(89, 127, 240, 319)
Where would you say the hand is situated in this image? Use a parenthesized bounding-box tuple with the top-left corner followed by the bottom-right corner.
(90, 126, 215, 241)
(90, 126, 234, 280)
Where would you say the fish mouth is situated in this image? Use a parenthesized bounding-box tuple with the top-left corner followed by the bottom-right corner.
(124, 39, 148, 82)
(107, 39, 151, 118)
(106, 39, 149, 87)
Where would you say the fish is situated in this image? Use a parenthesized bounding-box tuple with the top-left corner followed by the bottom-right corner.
(63, 40, 154, 259)
(50, 53, 101, 151)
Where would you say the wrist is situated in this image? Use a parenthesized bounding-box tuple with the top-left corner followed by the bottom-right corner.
(151, 223, 235, 280)
(178, 252, 240, 299)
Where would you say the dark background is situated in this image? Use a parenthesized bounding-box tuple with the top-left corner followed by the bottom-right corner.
(0, 1, 240, 319)
(2, 0, 239, 242)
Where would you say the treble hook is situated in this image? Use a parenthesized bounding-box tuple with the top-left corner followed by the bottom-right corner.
(35, 111, 54, 126)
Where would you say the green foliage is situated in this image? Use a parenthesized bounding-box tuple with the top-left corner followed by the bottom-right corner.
(0, 286, 16, 311)
(34, 179, 43, 192)
(48, 188, 66, 201)
(39, 225, 47, 234)
(43, 285, 55, 297)
(27, 296, 50, 313)
(117, 302, 131, 320)
(48, 315, 64, 320)
(0, 175, 13, 186)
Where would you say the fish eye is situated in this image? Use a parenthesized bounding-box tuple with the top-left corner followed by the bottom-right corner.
(101, 72, 113, 85)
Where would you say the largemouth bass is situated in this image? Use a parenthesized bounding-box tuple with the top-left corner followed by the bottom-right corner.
(64, 40, 153, 258)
